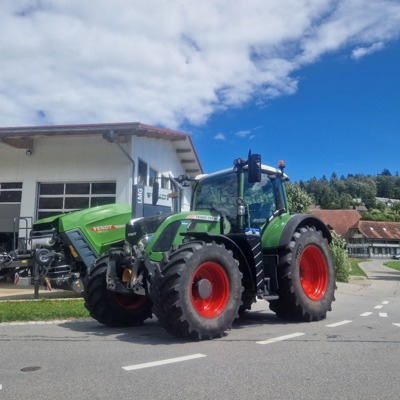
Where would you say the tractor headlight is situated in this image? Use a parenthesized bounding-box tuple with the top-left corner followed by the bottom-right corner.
(138, 234, 153, 251)
(123, 242, 132, 256)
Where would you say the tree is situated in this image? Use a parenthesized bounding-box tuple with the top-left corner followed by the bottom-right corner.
(329, 232, 351, 283)
(339, 193, 353, 209)
(285, 183, 313, 213)
(393, 202, 400, 215)
(320, 186, 340, 209)
(380, 168, 392, 177)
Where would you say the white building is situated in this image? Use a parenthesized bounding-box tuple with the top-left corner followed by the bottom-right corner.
(0, 122, 202, 250)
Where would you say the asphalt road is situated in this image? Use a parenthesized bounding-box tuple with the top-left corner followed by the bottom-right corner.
(1, 260, 399, 400)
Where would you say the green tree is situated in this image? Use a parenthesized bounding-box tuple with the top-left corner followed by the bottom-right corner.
(339, 193, 353, 209)
(393, 202, 400, 215)
(285, 183, 313, 213)
(320, 186, 340, 209)
(330, 232, 351, 283)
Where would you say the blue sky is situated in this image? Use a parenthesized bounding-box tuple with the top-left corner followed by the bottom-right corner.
(189, 41, 400, 182)
(1, 1, 400, 182)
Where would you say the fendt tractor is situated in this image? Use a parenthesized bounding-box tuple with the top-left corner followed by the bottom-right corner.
(0, 204, 132, 292)
(83, 152, 336, 339)
(0, 178, 179, 291)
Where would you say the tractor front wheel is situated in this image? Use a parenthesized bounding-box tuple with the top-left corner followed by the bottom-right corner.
(150, 241, 243, 339)
(269, 226, 336, 321)
(84, 256, 152, 326)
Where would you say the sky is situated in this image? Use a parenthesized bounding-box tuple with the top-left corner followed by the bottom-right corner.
(1, 0, 400, 182)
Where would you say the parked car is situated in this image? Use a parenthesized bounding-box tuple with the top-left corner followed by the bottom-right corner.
(392, 254, 400, 260)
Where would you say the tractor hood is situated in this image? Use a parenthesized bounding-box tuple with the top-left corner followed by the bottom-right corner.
(33, 204, 132, 255)
(125, 214, 171, 246)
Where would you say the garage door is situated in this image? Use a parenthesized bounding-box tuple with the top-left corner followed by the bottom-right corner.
(37, 181, 116, 219)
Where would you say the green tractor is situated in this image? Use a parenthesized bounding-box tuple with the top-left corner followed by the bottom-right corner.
(84, 152, 336, 339)
(1, 204, 131, 292)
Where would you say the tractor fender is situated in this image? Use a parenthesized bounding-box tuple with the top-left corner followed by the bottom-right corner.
(182, 232, 256, 292)
(278, 214, 332, 248)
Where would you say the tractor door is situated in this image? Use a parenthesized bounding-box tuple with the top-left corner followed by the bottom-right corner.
(244, 172, 286, 230)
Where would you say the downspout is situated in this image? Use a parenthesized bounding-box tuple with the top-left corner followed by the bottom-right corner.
(103, 130, 136, 217)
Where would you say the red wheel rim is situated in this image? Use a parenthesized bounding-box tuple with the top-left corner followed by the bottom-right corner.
(113, 293, 146, 310)
(191, 261, 230, 318)
(299, 245, 328, 300)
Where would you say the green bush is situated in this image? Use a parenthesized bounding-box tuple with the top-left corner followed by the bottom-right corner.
(330, 231, 351, 282)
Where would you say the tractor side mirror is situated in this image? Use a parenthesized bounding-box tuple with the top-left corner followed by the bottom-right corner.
(248, 153, 261, 183)
(152, 181, 159, 205)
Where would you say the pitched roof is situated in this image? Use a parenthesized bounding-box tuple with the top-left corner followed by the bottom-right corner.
(352, 221, 400, 240)
(0, 122, 202, 174)
(310, 210, 362, 236)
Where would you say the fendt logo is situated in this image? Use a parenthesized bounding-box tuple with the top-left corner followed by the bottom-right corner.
(89, 225, 125, 233)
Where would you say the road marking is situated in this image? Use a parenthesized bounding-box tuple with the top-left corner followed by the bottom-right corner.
(381, 301, 389, 305)
(256, 332, 305, 345)
(374, 305, 383, 309)
(122, 354, 207, 371)
(326, 320, 352, 328)
(360, 312, 373, 317)
(393, 323, 400, 328)
(379, 313, 388, 318)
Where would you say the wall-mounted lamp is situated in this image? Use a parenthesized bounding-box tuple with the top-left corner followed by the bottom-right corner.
(25, 149, 32, 156)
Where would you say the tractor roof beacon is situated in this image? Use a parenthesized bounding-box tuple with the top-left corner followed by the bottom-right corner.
(84, 152, 336, 340)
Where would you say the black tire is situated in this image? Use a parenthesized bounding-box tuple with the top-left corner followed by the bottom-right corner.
(84, 257, 152, 326)
(150, 241, 243, 339)
(269, 226, 336, 321)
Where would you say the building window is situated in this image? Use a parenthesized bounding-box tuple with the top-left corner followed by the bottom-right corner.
(37, 182, 116, 219)
(138, 159, 148, 185)
(161, 175, 170, 190)
(0, 182, 23, 203)
(149, 167, 158, 186)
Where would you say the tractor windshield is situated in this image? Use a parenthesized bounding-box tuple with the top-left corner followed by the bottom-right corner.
(192, 169, 286, 232)
(192, 171, 238, 223)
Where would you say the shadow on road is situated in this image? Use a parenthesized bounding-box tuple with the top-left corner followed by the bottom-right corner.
(60, 303, 317, 345)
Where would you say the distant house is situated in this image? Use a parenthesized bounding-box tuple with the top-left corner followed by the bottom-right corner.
(346, 221, 400, 259)
(375, 197, 400, 208)
(310, 210, 362, 237)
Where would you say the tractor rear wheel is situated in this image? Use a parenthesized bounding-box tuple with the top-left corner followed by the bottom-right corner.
(150, 241, 243, 339)
(84, 256, 152, 326)
(269, 226, 336, 321)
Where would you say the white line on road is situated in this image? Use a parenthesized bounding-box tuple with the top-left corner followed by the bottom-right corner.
(379, 313, 388, 318)
(360, 312, 373, 317)
(374, 305, 383, 309)
(393, 323, 400, 328)
(256, 332, 305, 345)
(122, 354, 207, 371)
(381, 301, 389, 305)
(326, 320, 352, 328)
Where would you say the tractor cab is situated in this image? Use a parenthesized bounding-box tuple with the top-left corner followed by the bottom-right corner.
(191, 155, 288, 234)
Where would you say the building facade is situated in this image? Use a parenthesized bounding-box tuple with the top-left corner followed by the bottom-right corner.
(0, 122, 202, 251)
(346, 221, 400, 259)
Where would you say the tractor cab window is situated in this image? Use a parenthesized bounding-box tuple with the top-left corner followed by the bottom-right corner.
(192, 172, 238, 227)
(192, 170, 287, 232)
(244, 172, 285, 229)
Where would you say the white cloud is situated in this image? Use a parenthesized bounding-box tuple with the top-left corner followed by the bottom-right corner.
(235, 130, 251, 138)
(0, 0, 400, 128)
(214, 133, 226, 141)
(351, 42, 385, 59)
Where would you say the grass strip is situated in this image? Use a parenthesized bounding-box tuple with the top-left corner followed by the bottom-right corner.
(383, 260, 400, 272)
(0, 298, 90, 323)
(348, 258, 368, 278)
